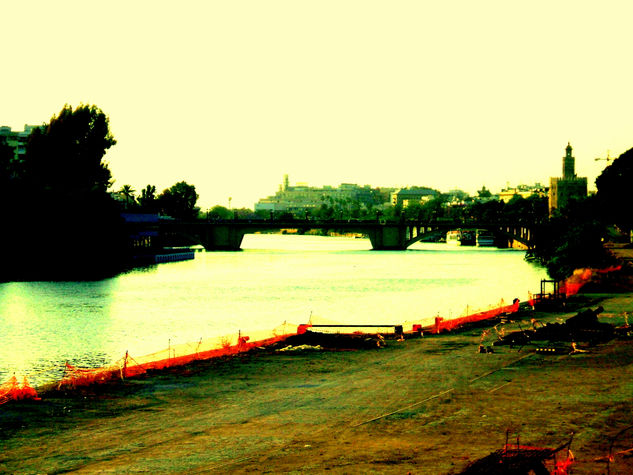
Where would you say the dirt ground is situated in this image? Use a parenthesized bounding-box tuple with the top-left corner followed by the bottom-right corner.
(1, 290, 632, 475)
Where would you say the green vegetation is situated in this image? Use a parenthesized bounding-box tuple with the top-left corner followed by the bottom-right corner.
(0, 104, 125, 280)
(156, 181, 199, 221)
(595, 147, 633, 234)
(527, 196, 616, 280)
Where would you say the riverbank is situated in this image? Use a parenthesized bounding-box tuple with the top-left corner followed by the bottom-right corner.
(1, 288, 632, 474)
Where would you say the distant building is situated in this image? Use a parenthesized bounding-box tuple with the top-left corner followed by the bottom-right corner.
(499, 183, 548, 202)
(390, 187, 438, 206)
(549, 142, 587, 214)
(0, 125, 41, 160)
(254, 176, 392, 215)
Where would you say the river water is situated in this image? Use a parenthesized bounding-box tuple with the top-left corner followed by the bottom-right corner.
(0, 234, 548, 387)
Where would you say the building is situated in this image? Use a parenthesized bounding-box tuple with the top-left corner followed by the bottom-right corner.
(390, 187, 438, 206)
(0, 125, 40, 160)
(498, 183, 548, 202)
(549, 142, 587, 214)
(254, 176, 392, 216)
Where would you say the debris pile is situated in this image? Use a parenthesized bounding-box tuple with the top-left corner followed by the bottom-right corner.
(493, 306, 615, 349)
(459, 434, 574, 474)
(274, 331, 386, 350)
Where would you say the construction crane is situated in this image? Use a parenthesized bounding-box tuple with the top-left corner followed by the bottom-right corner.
(595, 150, 615, 162)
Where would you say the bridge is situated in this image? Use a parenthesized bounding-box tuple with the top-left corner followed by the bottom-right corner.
(150, 218, 537, 251)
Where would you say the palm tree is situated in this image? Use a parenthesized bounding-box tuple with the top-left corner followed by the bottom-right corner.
(119, 184, 136, 209)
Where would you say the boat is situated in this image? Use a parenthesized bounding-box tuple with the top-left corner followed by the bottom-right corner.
(446, 230, 462, 245)
(446, 229, 476, 246)
(475, 229, 495, 247)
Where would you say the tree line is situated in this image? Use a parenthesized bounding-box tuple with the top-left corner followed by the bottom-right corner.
(117, 182, 199, 221)
(0, 105, 215, 280)
(1, 103, 632, 281)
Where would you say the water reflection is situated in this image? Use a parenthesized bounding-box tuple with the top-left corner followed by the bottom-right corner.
(0, 280, 116, 383)
(0, 235, 548, 387)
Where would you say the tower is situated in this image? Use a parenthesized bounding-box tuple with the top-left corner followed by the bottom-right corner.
(563, 142, 576, 179)
(549, 142, 587, 215)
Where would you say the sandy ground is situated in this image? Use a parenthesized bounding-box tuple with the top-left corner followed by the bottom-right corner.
(1, 291, 632, 474)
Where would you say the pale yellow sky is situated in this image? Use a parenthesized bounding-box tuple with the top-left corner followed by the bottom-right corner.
(3, 1, 632, 208)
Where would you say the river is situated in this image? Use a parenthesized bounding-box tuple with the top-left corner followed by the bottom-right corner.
(0, 234, 548, 387)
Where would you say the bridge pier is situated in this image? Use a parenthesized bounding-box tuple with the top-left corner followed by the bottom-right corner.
(367, 225, 407, 250)
(198, 225, 245, 251)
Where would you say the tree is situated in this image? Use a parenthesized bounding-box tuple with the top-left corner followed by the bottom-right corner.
(403, 202, 424, 220)
(528, 196, 614, 280)
(3, 104, 124, 280)
(208, 205, 232, 220)
(138, 184, 158, 212)
(25, 104, 116, 200)
(119, 184, 136, 209)
(0, 137, 17, 191)
(477, 186, 492, 199)
(157, 181, 199, 220)
(595, 147, 633, 233)
(467, 199, 504, 222)
(421, 196, 447, 221)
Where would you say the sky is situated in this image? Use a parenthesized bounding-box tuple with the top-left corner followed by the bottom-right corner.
(3, 1, 632, 209)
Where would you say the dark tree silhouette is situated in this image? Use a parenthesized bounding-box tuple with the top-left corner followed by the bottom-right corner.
(158, 181, 200, 220)
(2, 104, 125, 280)
(595, 147, 633, 233)
(138, 184, 158, 212)
(25, 104, 116, 199)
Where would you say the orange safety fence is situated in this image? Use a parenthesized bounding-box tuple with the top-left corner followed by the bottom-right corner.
(0, 322, 298, 404)
(298, 300, 521, 336)
(0, 376, 41, 405)
(560, 265, 622, 297)
(432, 298, 520, 334)
(58, 321, 299, 388)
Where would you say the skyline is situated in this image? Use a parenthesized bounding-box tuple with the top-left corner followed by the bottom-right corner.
(3, 1, 632, 209)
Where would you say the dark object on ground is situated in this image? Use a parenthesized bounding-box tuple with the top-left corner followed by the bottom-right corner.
(272, 331, 386, 350)
(494, 306, 614, 347)
(459, 434, 574, 474)
(459, 448, 552, 474)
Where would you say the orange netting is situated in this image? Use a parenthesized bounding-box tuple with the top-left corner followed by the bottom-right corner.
(0, 322, 299, 404)
(432, 298, 520, 333)
(560, 265, 622, 297)
(55, 322, 299, 389)
(0, 376, 40, 405)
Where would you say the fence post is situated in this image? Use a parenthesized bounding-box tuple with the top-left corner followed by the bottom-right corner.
(122, 350, 128, 380)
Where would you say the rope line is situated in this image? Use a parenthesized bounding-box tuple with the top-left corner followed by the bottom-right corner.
(351, 388, 455, 427)
(351, 352, 533, 427)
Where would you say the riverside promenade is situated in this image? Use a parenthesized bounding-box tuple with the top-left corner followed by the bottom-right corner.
(1, 256, 633, 473)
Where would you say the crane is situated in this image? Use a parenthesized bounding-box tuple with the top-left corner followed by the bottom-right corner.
(595, 150, 615, 162)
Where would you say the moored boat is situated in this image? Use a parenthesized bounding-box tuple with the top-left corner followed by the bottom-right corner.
(446, 229, 476, 246)
(446, 230, 462, 245)
(475, 229, 495, 247)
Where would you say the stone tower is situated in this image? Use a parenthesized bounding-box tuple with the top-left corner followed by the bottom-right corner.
(549, 142, 587, 215)
(563, 142, 576, 179)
